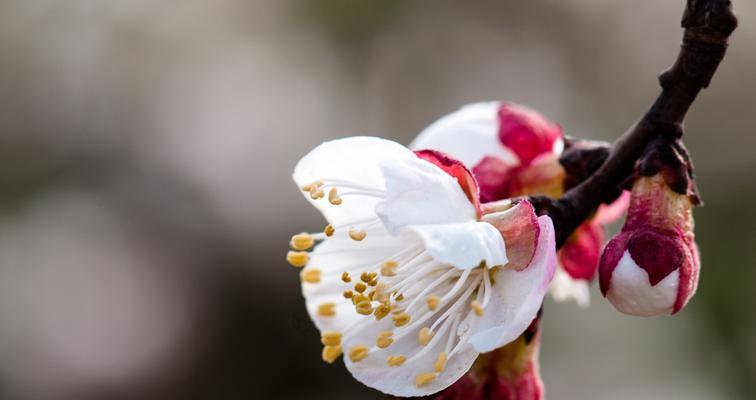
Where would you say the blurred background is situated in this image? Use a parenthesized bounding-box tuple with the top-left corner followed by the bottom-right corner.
(0, 0, 753, 399)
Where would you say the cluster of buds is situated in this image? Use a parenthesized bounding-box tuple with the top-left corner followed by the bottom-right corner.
(599, 137, 701, 316)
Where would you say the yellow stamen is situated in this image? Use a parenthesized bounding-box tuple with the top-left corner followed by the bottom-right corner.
(374, 303, 391, 320)
(387, 355, 406, 367)
(302, 181, 322, 192)
(341, 272, 351, 283)
(349, 228, 367, 241)
(309, 185, 325, 200)
(343, 290, 353, 299)
(418, 327, 434, 346)
(348, 345, 369, 362)
(356, 301, 373, 315)
(471, 300, 484, 317)
(321, 331, 342, 346)
(324, 224, 335, 237)
(426, 295, 440, 311)
(415, 372, 436, 387)
(368, 278, 379, 287)
(368, 290, 375, 301)
(328, 188, 342, 205)
(380, 260, 398, 276)
(322, 345, 342, 363)
(300, 268, 321, 283)
(354, 282, 367, 293)
(376, 331, 393, 349)
(290, 233, 314, 251)
(352, 294, 368, 305)
(286, 251, 309, 268)
(392, 312, 411, 327)
(395, 293, 405, 302)
(360, 272, 371, 283)
(374, 283, 390, 303)
(317, 303, 336, 317)
(434, 352, 447, 373)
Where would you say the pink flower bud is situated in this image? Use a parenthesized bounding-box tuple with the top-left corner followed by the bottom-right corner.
(599, 175, 699, 316)
(497, 103, 563, 167)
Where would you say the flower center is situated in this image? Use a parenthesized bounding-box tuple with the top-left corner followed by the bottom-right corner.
(290, 178, 497, 387)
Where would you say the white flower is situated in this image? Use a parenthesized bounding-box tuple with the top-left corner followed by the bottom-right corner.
(289, 136, 556, 397)
(410, 101, 599, 308)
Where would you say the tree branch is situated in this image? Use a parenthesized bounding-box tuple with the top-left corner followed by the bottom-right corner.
(532, 0, 738, 247)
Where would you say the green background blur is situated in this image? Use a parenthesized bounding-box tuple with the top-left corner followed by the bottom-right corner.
(0, 1, 754, 399)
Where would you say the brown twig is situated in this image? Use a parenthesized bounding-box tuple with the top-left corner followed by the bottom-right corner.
(531, 0, 738, 247)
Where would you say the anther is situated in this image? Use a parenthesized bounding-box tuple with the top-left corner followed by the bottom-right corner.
(434, 352, 447, 373)
(341, 272, 351, 283)
(324, 224, 335, 237)
(354, 282, 367, 293)
(360, 272, 371, 283)
(343, 290, 353, 299)
(290, 233, 314, 251)
(380, 260, 398, 276)
(368, 290, 375, 301)
(349, 228, 367, 241)
(352, 294, 368, 305)
(426, 295, 440, 311)
(415, 372, 436, 387)
(328, 188, 342, 205)
(392, 312, 411, 327)
(321, 331, 342, 346)
(418, 327, 434, 346)
(309, 186, 325, 200)
(286, 251, 309, 268)
(317, 303, 336, 317)
(374, 303, 391, 320)
(302, 181, 321, 192)
(471, 300, 484, 317)
(387, 355, 406, 367)
(376, 331, 393, 349)
(395, 293, 405, 302)
(300, 268, 321, 284)
(356, 301, 373, 315)
(368, 278, 378, 287)
(348, 345, 369, 362)
(322, 345, 342, 363)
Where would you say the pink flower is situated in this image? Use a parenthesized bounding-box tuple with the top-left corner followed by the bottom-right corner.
(599, 174, 699, 316)
(412, 102, 627, 307)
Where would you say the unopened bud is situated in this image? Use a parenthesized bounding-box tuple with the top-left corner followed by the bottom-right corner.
(599, 174, 699, 316)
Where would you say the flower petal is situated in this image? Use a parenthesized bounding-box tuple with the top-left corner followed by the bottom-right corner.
(481, 200, 540, 271)
(593, 190, 630, 225)
(410, 102, 517, 167)
(375, 156, 476, 235)
(549, 267, 590, 307)
(415, 149, 481, 215)
(292, 136, 416, 227)
(407, 221, 507, 270)
(497, 103, 563, 166)
(466, 216, 556, 352)
(558, 221, 603, 281)
(344, 317, 479, 398)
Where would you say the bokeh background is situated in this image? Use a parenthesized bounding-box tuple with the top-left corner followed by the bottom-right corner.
(0, 0, 754, 399)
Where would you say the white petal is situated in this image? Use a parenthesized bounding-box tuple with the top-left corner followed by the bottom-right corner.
(549, 267, 591, 307)
(407, 221, 507, 270)
(292, 136, 416, 227)
(606, 251, 679, 317)
(466, 216, 557, 352)
(302, 229, 408, 333)
(375, 156, 476, 235)
(410, 102, 517, 167)
(343, 306, 478, 397)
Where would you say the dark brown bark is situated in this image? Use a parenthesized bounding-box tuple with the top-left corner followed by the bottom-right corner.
(531, 0, 738, 247)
